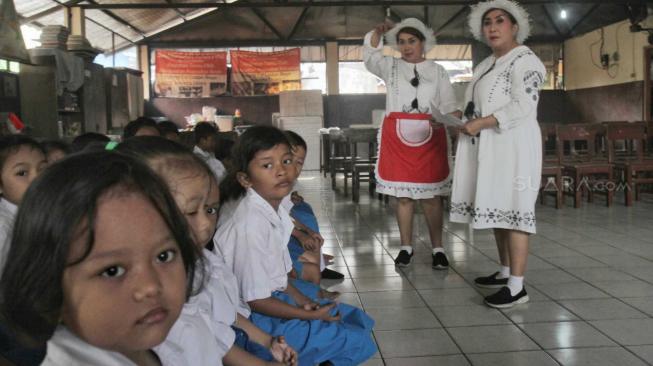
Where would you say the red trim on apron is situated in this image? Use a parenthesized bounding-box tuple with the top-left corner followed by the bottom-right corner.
(377, 112, 449, 184)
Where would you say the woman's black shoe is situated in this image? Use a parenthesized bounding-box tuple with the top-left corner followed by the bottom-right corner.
(321, 268, 345, 280)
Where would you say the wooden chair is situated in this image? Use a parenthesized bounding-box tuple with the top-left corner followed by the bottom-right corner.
(557, 123, 614, 208)
(328, 129, 349, 190)
(320, 131, 330, 177)
(345, 128, 379, 202)
(539, 124, 563, 208)
(609, 121, 653, 205)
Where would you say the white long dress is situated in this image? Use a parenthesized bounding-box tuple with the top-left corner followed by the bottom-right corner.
(363, 31, 459, 199)
(450, 45, 545, 234)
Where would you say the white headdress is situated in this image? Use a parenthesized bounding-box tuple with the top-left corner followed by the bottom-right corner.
(468, 0, 531, 44)
(385, 18, 437, 53)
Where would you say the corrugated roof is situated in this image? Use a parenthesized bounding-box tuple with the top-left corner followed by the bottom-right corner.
(14, 0, 636, 54)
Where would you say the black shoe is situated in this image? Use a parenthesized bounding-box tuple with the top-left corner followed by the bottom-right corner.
(431, 252, 449, 270)
(484, 286, 529, 309)
(394, 250, 413, 267)
(474, 272, 509, 289)
(321, 268, 345, 280)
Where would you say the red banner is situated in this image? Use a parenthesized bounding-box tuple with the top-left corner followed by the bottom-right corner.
(155, 50, 227, 98)
(231, 49, 301, 96)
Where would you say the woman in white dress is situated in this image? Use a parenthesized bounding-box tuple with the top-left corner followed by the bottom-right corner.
(450, 0, 544, 308)
(364, 18, 461, 269)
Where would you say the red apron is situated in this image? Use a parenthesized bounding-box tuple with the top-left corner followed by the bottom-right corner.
(377, 112, 449, 184)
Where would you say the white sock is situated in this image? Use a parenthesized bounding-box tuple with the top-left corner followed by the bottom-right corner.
(507, 275, 524, 296)
(498, 266, 510, 279)
(400, 245, 413, 255)
(432, 247, 445, 255)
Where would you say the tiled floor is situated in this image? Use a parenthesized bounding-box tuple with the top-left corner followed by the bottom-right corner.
(298, 172, 653, 366)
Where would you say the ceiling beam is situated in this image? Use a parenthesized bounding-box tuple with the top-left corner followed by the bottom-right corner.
(541, 4, 563, 36)
(86, 0, 147, 37)
(434, 6, 467, 35)
(145, 34, 564, 49)
(250, 7, 285, 40)
(163, 0, 188, 20)
(80, 0, 634, 10)
(566, 3, 600, 37)
(18, 2, 137, 47)
(287, 6, 310, 41)
(20, 0, 85, 24)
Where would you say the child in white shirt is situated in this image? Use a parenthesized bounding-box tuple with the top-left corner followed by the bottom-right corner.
(118, 136, 296, 366)
(0, 135, 47, 365)
(216, 126, 376, 366)
(193, 122, 227, 183)
(0, 152, 198, 366)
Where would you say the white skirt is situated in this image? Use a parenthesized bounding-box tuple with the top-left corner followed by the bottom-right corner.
(449, 122, 542, 234)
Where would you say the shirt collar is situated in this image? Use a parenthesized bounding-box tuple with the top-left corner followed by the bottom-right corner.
(0, 198, 17, 215)
(193, 145, 211, 159)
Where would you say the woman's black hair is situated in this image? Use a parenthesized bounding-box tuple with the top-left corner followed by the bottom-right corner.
(123, 117, 159, 140)
(157, 120, 180, 137)
(396, 26, 426, 42)
(284, 130, 307, 151)
(0, 151, 202, 343)
(70, 132, 110, 154)
(482, 8, 518, 25)
(194, 122, 218, 145)
(116, 136, 215, 191)
(0, 135, 45, 172)
(41, 140, 70, 156)
(220, 125, 290, 202)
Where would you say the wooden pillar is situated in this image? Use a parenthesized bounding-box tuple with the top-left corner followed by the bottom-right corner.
(64, 7, 85, 36)
(139, 45, 151, 101)
(326, 41, 339, 95)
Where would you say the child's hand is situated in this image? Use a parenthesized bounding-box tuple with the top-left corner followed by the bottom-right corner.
(298, 231, 319, 251)
(302, 302, 320, 311)
(308, 231, 324, 249)
(290, 191, 304, 204)
(312, 303, 341, 322)
(270, 336, 298, 366)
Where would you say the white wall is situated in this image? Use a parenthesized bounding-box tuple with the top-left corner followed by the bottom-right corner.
(564, 16, 651, 90)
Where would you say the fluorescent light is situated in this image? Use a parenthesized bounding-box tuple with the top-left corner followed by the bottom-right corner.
(560, 9, 567, 19)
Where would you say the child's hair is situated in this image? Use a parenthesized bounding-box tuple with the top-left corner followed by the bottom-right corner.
(70, 132, 110, 154)
(283, 130, 307, 151)
(0, 151, 201, 342)
(220, 125, 290, 202)
(0, 135, 45, 171)
(116, 136, 214, 188)
(194, 122, 217, 145)
(123, 117, 159, 140)
(215, 137, 234, 162)
(41, 140, 70, 156)
(157, 121, 180, 137)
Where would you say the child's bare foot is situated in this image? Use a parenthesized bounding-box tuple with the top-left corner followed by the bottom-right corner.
(319, 289, 341, 300)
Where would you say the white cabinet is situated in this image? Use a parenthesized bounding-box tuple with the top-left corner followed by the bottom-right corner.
(277, 116, 322, 171)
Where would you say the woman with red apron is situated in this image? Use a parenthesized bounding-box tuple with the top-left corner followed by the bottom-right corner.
(363, 18, 461, 268)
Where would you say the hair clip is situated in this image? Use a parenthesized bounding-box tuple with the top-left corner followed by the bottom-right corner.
(105, 141, 119, 150)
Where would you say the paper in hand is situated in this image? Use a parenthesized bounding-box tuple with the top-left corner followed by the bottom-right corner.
(431, 105, 464, 127)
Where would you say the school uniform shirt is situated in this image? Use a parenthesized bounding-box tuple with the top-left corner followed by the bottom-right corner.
(0, 198, 17, 275)
(193, 146, 227, 183)
(155, 248, 249, 366)
(214, 188, 294, 311)
(450, 45, 544, 234)
(41, 326, 187, 366)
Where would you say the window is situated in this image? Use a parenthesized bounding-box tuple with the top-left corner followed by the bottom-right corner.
(0, 59, 20, 74)
(94, 46, 139, 69)
(436, 60, 473, 84)
(301, 62, 326, 93)
(339, 62, 386, 94)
